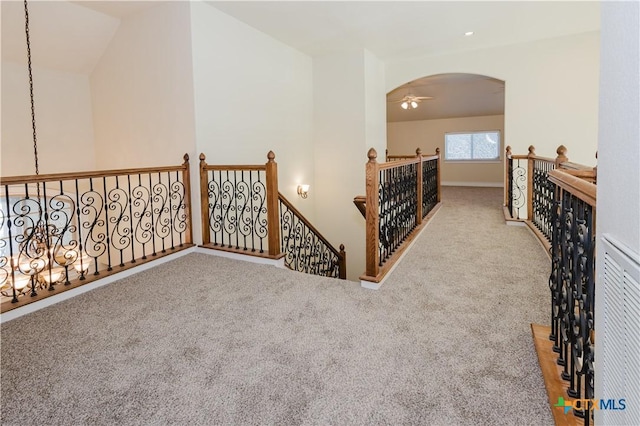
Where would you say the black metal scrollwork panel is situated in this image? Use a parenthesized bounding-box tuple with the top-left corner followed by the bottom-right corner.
(378, 163, 418, 267)
(1, 170, 189, 307)
(510, 158, 526, 219)
(206, 169, 267, 253)
(549, 188, 595, 425)
(422, 159, 438, 218)
(532, 159, 556, 243)
(279, 200, 340, 278)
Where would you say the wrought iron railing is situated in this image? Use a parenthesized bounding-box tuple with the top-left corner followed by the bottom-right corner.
(359, 148, 441, 283)
(504, 144, 596, 253)
(1, 155, 193, 313)
(199, 152, 278, 257)
(422, 152, 439, 217)
(531, 156, 556, 243)
(505, 146, 527, 220)
(279, 194, 346, 279)
(548, 168, 596, 425)
(199, 152, 346, 279)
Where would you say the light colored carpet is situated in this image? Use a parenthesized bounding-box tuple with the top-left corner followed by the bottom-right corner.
(1, 187, 553, 425)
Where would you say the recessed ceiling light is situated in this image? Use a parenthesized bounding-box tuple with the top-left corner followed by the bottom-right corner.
(464, 31, 474, 36)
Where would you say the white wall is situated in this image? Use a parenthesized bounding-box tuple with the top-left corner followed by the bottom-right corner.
(388, 115, 504, 186)
(90, 2, 196, 170)
(595, 3, 640, 423)
(1, 62, 96, 176)
(313, 49, 387, 281)
(190, 2, 315, 222)
(387, 32, 600, 166)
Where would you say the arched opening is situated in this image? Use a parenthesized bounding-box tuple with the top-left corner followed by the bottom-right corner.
(387, 73, 505, 188)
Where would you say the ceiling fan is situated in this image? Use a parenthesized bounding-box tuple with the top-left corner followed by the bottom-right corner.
(388, 93, 434, 110)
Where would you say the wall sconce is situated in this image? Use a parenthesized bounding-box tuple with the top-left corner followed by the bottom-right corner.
(297, 184, 310, 199)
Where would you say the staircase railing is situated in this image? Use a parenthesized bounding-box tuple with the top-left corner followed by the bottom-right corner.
(199, 151, 346, 279)
(279, 194, 346, 279)
(505, 144, 596, 252)
(357, 148, 441, 284)
(1, 155, 194, 313)
(547, 168, 596, 425)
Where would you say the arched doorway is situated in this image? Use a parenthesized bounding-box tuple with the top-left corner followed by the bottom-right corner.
(386, 73, 505, 188)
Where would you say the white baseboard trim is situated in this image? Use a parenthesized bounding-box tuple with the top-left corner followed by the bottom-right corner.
(506, 221, 526, 227)
(360, 280, 382, 290)
(441, 181, 503, 188)
(195, 247, 285, 268)
(360, 204, 442, 290)
(1, 247, 197, 324)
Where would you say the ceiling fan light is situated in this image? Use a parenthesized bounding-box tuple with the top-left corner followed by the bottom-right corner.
(401, 102, 408, 109)
(411, 101, 418, 109)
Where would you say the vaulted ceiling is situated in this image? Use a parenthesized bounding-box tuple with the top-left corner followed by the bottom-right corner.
(2, 1, 599, 121)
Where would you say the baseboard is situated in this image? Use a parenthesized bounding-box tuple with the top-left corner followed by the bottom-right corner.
(195, 246, 285, 268)
(0, 247, 197, 324)
(441, 181, 504, 188)
(440, 181, 504, 188)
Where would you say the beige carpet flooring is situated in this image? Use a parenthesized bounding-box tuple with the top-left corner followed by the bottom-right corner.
(1, 187, 553, 425)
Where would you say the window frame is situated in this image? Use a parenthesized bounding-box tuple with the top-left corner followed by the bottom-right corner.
(444, 130, 502, 163)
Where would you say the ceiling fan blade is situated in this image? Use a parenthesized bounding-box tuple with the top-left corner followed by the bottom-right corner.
(414, 96, 434, 100)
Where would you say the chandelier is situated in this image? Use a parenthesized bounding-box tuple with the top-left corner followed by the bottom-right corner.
(1, 1, 92, 302)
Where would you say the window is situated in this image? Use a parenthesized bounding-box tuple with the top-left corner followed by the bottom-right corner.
(444, 131, 500, 161)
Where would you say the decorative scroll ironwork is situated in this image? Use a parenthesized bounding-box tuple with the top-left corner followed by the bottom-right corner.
(509, 158, 527, 219)
(378, 163, 418, 266)
(532, 159, 556, 243)
(422, 158, 438, 218)
(279, 196, 344, 278)
(549, 185, 596, 424)
(1, 161, 191, 311)
(205, 169, 268, 253)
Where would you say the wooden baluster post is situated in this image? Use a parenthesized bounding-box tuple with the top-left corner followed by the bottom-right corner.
(265, 151, 281, 257)
(435, 147, 442, 203)
(181, 154, 193, 245)
(504, 145, 512, 207)
(555, 145, 568, 168)
(339, 244, 347, 280)
(365, 148, 380, 278)
(416, 148, 423, 225)
(199, 154, 211, 245)
(527, 145, 536, 220)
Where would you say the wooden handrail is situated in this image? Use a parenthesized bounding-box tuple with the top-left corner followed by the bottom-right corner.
(353, 195, 366, 219)
(559, 161, 595, 171)
(0, 161, 189, 185)
(548, 169, 596, 207)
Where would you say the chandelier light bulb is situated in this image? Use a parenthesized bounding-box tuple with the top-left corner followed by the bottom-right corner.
(401, 102, 408, 109)
(411, 101, 418, 109)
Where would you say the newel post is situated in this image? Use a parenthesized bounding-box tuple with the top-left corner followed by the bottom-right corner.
(435, 147, 442, 202)
(527, 145, 536, 220)
(339, 244, 347, 280)
(416, 148, 423, 225)
(182, 154, 193, 245)
(555, 145, 568, 168)
(365, 148, 380, 278)
(504, 145, 512, 206)
(199, 153, 211, 245)
(265, 151, 281, 257)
